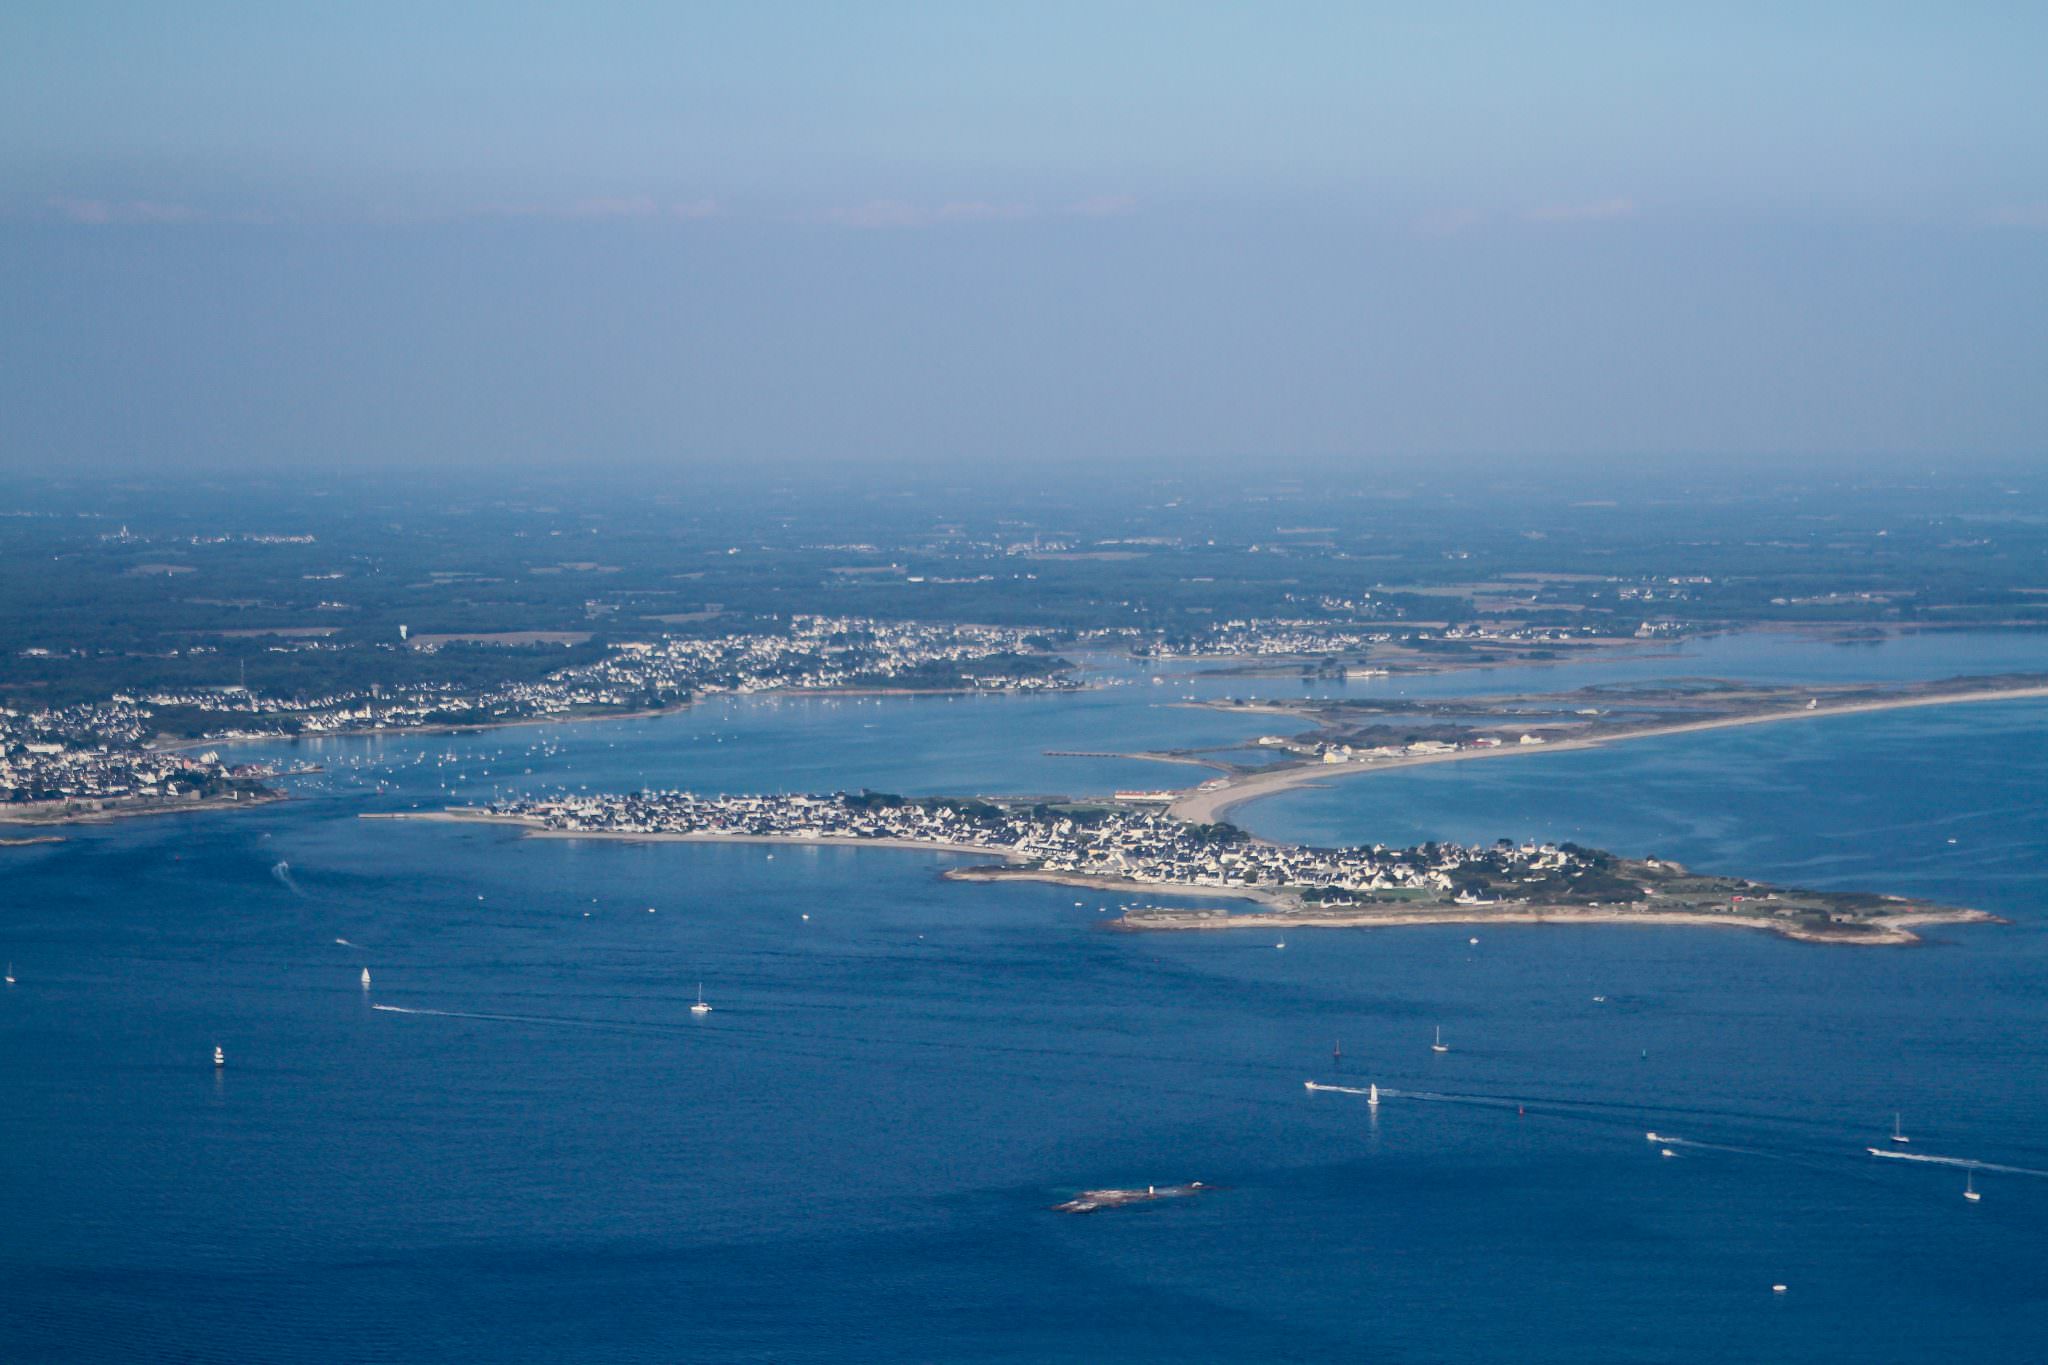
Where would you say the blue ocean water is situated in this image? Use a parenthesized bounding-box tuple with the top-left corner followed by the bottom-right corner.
(4, 632, 2047, 1361)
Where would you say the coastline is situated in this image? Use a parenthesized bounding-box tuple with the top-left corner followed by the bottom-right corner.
(782, 682, 1075, 699)
(941, 864, 1994, 945)
(1165, 632, 1680, 680)
(364, 809, 1017, 860)
(0, 789, 286, 827)
(1170, 682, 2048, 823)
(941, 864, 1296, 909)
(523, 829, 1009, 858)
(1156, 621, 2048, 684)
(1110, 899, 2000, 947)
(153, 678, 1080, 754)
(149, 702, 697, 752)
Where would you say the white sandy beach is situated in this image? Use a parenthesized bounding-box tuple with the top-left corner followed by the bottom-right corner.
(1170, 683, 2048, 824)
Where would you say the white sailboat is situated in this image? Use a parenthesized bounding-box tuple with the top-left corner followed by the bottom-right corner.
(1431, 1026, 1449, 1053)
(1890, 1112, 1910, 1145)
(3, 962, 13, 985)
(1367, 1083, 1380, 1108)
(1964, 1170, 1981, 1202)
(690, 983, 713, 1015)
(360, 967, 372, 989)
(213, 1045, 225, 1067)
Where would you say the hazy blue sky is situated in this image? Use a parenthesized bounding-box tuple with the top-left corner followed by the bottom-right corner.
(2, 3, 2043, 470)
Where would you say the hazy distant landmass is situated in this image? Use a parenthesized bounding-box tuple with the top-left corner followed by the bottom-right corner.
(3, 468, 2044, 711)
(6, 471, 2045, 818)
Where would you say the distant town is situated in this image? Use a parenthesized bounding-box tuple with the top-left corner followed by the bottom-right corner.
(0, 610, 1656, 816)
(140, 615, 1077, 737)
(1, 616, 1072, 814)
(1134, 615, 1627, 660)
(0, 697, 275, 815)
(447, 788, 1628, 899)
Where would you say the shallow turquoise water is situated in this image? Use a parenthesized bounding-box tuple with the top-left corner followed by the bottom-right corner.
(4, 632, 2046, 1361)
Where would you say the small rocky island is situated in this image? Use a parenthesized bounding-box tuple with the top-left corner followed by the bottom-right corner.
(401, 790, 1993, 946)
(1053, 1183, 1211, 1214)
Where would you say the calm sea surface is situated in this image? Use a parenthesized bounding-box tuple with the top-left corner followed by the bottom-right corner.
(4, 631, 2046, 1362)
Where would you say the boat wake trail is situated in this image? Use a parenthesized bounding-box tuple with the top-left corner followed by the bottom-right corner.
(1297, 1084, 2044, 1180)
(367, 1002, 756, 1044)
(1652, 1134, 1785, 1161)
(1867, 1149, 2048, 1179)
(1304, 1082, 1541, 1113)
(1381, 1088, 1523, 1112)
(369, 1003, 678, 1034)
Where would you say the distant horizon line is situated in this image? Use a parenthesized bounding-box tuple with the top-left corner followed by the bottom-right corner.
(2, 450, 2040, 489)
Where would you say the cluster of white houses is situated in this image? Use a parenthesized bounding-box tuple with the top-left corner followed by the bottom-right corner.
(1141, 619, 1392, 658)
(1, 617, 1069, 805)
(0, 700, 263, 806)
(127, 616, 1074, 739)
(1140, 616, 1614, 659)
(483, 790, 1589, 902)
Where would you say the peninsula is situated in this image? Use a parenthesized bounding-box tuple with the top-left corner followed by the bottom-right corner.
(1170, 673, 2048, 823)
(394, 790, 1992, 946)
